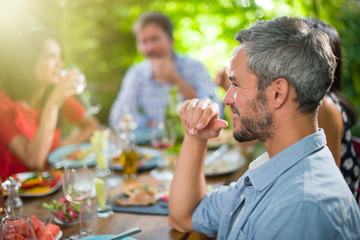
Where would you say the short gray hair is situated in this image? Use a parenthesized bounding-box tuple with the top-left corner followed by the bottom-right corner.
(235, 16, 336, 113)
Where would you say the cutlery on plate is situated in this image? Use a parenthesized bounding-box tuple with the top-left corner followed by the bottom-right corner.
(205, 144, 230, 167)
(107, 227, 142, 240)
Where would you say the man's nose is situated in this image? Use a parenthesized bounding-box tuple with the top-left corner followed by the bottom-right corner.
(223, 85, 235, 105)
(144, 42, 154, 54)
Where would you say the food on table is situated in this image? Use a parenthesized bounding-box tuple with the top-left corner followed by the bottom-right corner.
(2, 170, 63, 196)
(42, 198, 85, 225)
(65, 148, 92, 160)
(207, 129, 235, 149)
(31, 215, 60, 240)
(1, 215, 60, 240)
(115, 180, 159, 206)
(122, 180, 158, 196)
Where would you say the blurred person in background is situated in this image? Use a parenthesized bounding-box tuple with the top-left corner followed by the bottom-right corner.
(302, 18, 359, 195)
(0, 26, 100, 180)
(109, 11, 220, 130)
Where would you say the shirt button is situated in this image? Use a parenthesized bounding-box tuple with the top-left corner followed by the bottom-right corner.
(244, 176, 252, 186)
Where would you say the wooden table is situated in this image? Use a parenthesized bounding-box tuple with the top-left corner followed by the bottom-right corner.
(17, 143, 258, 240)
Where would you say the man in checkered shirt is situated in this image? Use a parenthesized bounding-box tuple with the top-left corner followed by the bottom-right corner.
(109, 11, 219, 130)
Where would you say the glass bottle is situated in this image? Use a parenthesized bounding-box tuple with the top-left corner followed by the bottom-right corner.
(165, 86, 183, 142)
(118, 119, 138, 180)
(2, 178, 23, 215)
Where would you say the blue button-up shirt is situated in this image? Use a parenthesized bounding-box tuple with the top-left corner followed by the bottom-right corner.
(109, 54, 219, 129)
(193, 130, 360, 239)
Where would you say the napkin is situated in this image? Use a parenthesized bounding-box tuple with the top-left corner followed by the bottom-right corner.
(111, 196, 168, 216)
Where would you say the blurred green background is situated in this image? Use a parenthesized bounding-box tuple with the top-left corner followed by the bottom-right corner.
(0, 0, 359, 135)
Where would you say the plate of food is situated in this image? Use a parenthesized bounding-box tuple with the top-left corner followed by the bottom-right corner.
(112, 176, 169, 215)
(48, 143, 96, 168)
(204, 149, 246, 176)
(110, 147, 163, 171)
(207, 129, 236, 149)
(2, 170, 63, 197)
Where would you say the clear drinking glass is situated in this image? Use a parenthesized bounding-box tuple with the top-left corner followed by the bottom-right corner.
(63, 163, 93, 239)
(60, 67, 101, 116)
(1, 215, 36, 240)
(151, 120, 176, 151)
(94, 177, 113, 218)
(150, 120, 177, 181)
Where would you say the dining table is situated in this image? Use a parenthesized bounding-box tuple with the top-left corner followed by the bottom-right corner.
(7, 139, 262, 240)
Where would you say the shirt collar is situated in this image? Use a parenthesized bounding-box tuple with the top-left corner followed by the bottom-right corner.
(248, 129, 327, 191)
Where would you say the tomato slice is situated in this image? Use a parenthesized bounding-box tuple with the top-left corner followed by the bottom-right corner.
(21, 175, 43, 189)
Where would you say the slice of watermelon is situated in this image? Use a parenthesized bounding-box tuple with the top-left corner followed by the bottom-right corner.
(3, 219, 28, 237)
(44, 223, 60, 237)
(3, 233, 26, 240)
(37, 229, 55, 240)
(30, 215, 45, 234)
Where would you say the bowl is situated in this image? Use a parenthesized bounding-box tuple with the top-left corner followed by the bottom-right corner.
(51, 210, 79, 226)
(43, 198, 86, 226)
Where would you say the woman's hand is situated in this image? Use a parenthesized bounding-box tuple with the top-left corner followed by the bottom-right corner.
(49, 69, 84, 107)
(179, 98, 228, 140)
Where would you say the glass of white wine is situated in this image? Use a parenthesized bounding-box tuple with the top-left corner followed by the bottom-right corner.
(63, 163, 93, 239)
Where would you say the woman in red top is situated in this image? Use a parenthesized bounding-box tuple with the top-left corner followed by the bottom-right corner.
(0, 27, 100, 179)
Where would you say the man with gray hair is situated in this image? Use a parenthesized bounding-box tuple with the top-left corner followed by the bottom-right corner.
(169, 17, 360, 239)
(109, 11, 219, 130)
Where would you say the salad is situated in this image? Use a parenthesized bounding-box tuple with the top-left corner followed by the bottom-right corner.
(42, 198, 85, 225)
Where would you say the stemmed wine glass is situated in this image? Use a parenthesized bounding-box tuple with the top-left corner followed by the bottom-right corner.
(150, 120, 177, 181)
(1, 215, 37, 240)
(63, 163, 93, 239)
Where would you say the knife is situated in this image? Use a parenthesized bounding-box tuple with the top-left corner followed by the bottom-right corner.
(107, 227, 142, 240)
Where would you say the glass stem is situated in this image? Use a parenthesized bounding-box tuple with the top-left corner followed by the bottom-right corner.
(79, 202, 84, 235)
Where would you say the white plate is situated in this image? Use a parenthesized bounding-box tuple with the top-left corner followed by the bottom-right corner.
(48, 143, 96, 168)
(3, 171, 63, 197)
(204, 149, 246, 176)
(55, 230, 62, 240)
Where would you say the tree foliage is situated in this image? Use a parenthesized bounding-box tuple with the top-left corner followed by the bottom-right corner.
(0, 0, 359, 134)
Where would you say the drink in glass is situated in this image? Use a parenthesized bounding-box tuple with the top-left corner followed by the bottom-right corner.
(63, 163, 93, 238)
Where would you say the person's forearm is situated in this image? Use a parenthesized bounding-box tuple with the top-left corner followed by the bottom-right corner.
(17, 104, 60, 170)
(172, 74, 197, 100)
(168, 134, 208, 232)
(60, 116, 100, 146)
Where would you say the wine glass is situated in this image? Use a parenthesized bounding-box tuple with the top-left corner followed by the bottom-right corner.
(60, 67, 101, 116)
(150, 120, 177, 181)
(1, 215, 37, 240)
(151, 120, 176, 151)
(63, 163, 93, 239)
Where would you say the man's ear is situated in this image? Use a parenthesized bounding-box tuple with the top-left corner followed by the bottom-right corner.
(269, 78, 289, 109)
